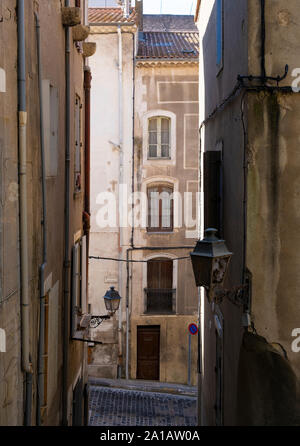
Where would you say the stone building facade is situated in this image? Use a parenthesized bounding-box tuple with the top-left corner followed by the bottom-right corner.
(88, 1, 200, 385)
(0, 0, 94, 426)
(196, 0, 300, 426)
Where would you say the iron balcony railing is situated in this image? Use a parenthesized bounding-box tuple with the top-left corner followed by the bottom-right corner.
(144, 288, 176, 314)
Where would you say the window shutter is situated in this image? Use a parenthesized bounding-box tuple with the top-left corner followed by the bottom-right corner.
(204, 150, 223, 237)
(71, 244, 80, 335)
(81, 236, 87, 314)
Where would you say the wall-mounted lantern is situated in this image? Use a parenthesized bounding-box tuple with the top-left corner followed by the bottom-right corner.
(90, 287, 122, 329)
(190, 228, 233, 302)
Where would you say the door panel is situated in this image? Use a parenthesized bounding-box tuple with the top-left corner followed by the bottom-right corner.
(137, 326, 160, 381)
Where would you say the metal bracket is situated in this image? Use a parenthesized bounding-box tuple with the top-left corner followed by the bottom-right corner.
(89, 315, 111, 329)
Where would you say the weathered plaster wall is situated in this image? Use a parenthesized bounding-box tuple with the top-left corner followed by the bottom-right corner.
(0, 0, 88, 425)
(130, 63, 199, 385)
(198, 0, 300, 426)
(0, 0, 28, 426)
(88, 29, 135, 378)
(197, 0, 248, 426)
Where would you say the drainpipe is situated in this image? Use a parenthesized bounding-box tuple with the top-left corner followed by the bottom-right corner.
(35, 12, 47, 426)
(127, 32, 135, 380)
(63, 0, 71, 426)
(117, 25, 124, 379)
(84, 66, 91, 290)
(17, 0, 33, 426)
(124, 0, 130, 18)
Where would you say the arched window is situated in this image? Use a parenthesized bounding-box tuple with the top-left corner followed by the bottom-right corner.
(147, 184, 174, 232)
(148, 116, 171, 159)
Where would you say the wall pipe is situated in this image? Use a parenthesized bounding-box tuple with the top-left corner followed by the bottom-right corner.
(63, 0, 71, 426)
(17, 0, 33, 426)
(125, 31, 136, 380)
(35, 12, 47, 426)
(84, 66, 92, 291)
(260, 0, 266, 81)
(117, 25, 124, 379)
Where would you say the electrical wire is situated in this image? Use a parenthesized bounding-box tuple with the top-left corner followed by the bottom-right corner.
(89, 255, 190, 263)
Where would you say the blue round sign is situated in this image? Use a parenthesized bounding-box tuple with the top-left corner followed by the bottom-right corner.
(188, 323, 198, 335)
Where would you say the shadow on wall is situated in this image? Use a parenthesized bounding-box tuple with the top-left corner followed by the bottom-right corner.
(237, 332, 299, 426)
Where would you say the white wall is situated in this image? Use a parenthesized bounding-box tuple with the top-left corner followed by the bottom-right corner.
(88, 30, 135, 317)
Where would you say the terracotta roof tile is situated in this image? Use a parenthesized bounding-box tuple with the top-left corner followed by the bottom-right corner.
(88, 7, 137, 24)
(137, 32, 199, 60)
(143, 15, 197, 32)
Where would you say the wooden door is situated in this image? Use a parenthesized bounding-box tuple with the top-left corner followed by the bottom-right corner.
(137, 326, 160, 381)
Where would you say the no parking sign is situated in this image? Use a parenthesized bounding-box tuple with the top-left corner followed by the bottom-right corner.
(188, 323, 198, 336)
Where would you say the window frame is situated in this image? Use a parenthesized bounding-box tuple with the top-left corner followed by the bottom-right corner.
(147, 184, 174, 233)
(148, 116, 171, 160)
(142, 254, 178, 315)
(145, 258, 175, 315)
(143, 110, 176, 166)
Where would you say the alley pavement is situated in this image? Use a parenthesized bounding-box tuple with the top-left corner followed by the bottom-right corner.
(89, 378, 197, 427)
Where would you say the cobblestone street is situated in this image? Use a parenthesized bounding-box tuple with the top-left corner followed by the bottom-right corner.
(89, 381, 197, 427)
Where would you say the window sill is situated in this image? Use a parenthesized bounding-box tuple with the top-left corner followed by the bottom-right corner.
(146, 231, 174, 235)
(147, 157, 171, 161)
(143, 312, 176, 316)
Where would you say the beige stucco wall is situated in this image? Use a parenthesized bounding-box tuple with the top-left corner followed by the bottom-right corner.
(88, 27, 136, 378)
(0, 0, 88, 426)
(131, 316, 198, 385)
(130, 63, 199, 385)
(246, 0, 300, 384)
(197, 0, 300, 426)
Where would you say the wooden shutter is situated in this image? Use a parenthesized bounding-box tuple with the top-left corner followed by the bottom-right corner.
(71, 244, 80, 335)
(81, 236, 87, 314)
(147, 259, 173, 313)
(204, 150, 223, 237)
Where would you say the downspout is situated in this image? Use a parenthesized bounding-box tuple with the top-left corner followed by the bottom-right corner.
(260, 0, 266, 81)
(117, 25, 124, 379)
(35, 12, 47, 426)
(84, 66, 92, 290)
(17, 0, 33, 426)
(63, 0, 71, 426)
(127, 32, 135, 380)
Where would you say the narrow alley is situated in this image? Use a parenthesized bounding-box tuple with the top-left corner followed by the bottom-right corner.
(0, 0, 300, 431)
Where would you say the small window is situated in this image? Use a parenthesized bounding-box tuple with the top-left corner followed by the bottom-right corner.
(147, 185, 174, 232)
(75, 95, 82, 192)
(148, 117, 171, 159)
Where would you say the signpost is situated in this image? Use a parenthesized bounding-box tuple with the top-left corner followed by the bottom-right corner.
(188, 323, 198, 386)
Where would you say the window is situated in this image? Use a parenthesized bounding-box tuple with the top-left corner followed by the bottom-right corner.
(204, 148, 223, 238)
(145, 258, 175, 314)
(71, 236, 87, 336)
(143, 110, 176, 165)
(147, 185, 174, 232)
(216, 0, 224, 74)
(148, 116, 171, 159)
(75, 95, 82, 192)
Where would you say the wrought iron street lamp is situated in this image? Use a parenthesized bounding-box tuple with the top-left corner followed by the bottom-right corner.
(90, 286, 122, 328)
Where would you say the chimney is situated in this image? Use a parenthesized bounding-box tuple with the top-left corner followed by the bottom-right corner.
(136, 0, 143, 30)
(124, 0, 130, 18)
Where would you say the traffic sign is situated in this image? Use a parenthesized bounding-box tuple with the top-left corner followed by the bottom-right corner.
(188, 323, 198, 335)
